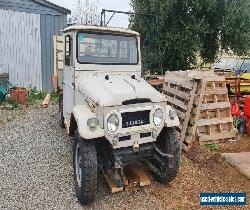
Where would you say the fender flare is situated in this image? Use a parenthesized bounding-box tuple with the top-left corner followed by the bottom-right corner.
(73, 105, 104, 140)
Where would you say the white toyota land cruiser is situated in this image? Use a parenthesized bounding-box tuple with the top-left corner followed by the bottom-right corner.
(58, 25, 180, 205)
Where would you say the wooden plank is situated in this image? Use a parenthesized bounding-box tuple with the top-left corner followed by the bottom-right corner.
(56, 42, 64, 51)
(193, 95, 201, 105)
(124, 163, 150, 187)
(194, 76, 225, 81)
(165, 71, 190, 80)
(203, 77, 226, 81)
(164, 85, 190, 100)
(201, 102, 230, 110)
(182, 143, 191, 153)
(197, 117, 233, 127)
(199, 129, 237, 142)
(120, 172, 129, 186)
(166, 96, 188, 110)
(123, 168, 139, 186)
(57, 52, 63, 61)
(165, 77, 193, 90)
(204, 89, 228, 95)
(184, 135, 193, 144)
(42, 93, 51, 108)
(175, 109, 186, 120)
(189, 117, 195, 126)
(186, 126, 194, 135)
(103, 170, 124, 193)
(185, 70, 217, 79)
(180, 81, 198, 152)
(56, 36, 64, 42)
(53, 36, 57, 76)
(189, 78, 207, 139)
(57, 61, 64, 70)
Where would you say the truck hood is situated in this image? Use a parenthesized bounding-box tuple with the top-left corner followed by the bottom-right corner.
(77, 74, 166, 107)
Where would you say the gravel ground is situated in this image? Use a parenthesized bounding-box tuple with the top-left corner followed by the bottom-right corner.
(0, 103, 249, 210)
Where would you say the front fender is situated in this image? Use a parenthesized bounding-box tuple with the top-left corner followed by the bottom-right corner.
(165, 105, 180, 127)
(73, 105, 104, 140)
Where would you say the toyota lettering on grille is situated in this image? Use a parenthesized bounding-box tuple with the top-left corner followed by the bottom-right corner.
(121, 110, 150, 128)
(126, 119, 145, 127)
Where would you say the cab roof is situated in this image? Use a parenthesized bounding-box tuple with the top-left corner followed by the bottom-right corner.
(63, 25, 140, 36)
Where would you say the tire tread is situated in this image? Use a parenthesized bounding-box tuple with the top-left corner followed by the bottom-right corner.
(73, 133, 97, 205)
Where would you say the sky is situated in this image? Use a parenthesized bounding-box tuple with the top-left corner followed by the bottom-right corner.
(48, 0, 132, 27)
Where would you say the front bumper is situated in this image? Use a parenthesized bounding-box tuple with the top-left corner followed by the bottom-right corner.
(105, 128, 160, 149)
(112, 143, 155, 166)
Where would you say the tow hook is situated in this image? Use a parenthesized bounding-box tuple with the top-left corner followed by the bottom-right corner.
(133, 141, 139, 152)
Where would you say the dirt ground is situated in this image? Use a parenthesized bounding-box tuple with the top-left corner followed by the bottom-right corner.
(0, 104, 249, 210)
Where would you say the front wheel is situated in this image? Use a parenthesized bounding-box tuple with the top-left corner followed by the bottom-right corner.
(149, 127, 180, 184)
(73, 132, 97, 205)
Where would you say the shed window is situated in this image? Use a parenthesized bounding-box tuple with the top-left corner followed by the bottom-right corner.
(65, 36, 71, 66)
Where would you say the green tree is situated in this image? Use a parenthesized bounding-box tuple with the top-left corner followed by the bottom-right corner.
(130, 0, 250, 72)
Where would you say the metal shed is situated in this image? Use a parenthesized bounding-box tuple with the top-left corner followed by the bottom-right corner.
(0, 0, 71, 90)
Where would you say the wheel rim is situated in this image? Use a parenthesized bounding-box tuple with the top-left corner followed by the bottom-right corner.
(75, 142, 82, 188)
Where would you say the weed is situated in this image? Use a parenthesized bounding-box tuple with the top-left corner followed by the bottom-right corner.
(28, 88, 59, 104)
(206, 143, 219, 152)
(50, 90, 59, 103)
(28, 88, 47, 104)
(3, 99, 20, 111)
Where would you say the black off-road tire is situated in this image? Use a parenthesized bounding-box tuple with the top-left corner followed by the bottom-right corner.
(58, 94, 64, 128)
(73, 132, 97, 205)
(150, 127, 180, 184)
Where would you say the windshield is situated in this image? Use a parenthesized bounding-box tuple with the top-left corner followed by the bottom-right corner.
(77, 32, 138, 65)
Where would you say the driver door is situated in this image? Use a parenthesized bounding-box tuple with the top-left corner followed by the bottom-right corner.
(63, 35, 74, 127)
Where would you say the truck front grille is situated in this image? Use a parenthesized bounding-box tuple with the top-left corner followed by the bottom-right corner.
(121, 110, 150, 128)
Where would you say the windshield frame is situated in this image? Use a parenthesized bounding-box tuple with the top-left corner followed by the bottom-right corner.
(76, 31, 139, 65)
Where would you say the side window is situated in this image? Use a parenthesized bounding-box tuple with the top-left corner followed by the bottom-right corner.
(65, 35, 71, 66)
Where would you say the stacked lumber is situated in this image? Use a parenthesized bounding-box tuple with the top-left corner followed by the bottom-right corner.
(163, 70, 237, 152)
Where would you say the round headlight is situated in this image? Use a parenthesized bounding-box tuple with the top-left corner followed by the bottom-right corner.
(153, 108, 164, 126)
(107, 114, 119, 133)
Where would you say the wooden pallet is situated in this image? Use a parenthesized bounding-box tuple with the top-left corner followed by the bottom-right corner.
(194, 80, 237, 144)
(164, 71, 198, 151)
(163, 70, 237, 152)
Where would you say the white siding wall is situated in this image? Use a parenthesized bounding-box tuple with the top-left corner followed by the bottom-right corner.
(0, 9, 42, 89)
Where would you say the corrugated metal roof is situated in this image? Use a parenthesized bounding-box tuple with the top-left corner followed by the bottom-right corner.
(0, 0, 71, 15)
(34, 0, 71, 14)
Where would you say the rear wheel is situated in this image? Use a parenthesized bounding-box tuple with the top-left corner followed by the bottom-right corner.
(149, 127, 180, 184)
(73, 132, 97, 205)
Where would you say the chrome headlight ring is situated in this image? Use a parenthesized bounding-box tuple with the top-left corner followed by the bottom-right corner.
(153, 108, 164, 126)
(107, 113, 119, 133)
